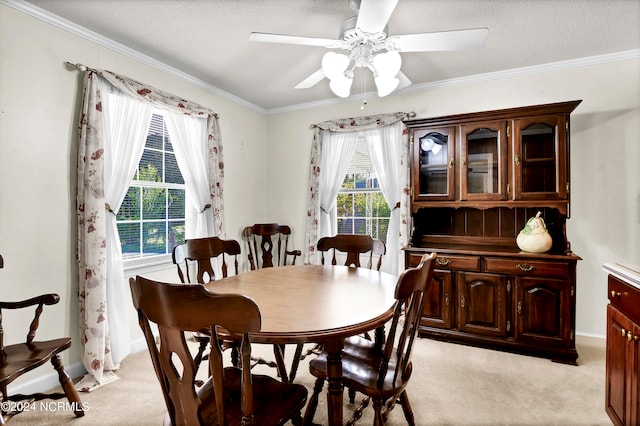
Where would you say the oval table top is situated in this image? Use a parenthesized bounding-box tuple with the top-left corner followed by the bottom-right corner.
(205, 264, 398, 344)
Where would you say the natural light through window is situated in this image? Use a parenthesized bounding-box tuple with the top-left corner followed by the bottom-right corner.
(117, 112, 186, 262)
(336, 136, 390, 243)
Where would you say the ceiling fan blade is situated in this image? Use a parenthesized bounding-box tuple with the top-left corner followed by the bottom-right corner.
(396, 70, 412, 90)
(390, 28, 489, 52)
(249, 32, 343, 48)
(295, 69, 326, 89)
(356, 0, 399, 34)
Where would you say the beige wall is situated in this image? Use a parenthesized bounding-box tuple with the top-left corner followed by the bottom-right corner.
(0, 5, 267, 386)
(267, 59, 640, 340)
(1, 3, 639, 390)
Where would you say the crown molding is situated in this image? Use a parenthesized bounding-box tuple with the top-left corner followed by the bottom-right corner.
(3, 0, 638, 116)
(268, 48, 640, 115)
(1, 0, 268, 115)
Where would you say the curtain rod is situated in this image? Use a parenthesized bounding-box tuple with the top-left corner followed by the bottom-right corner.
(65, 61, 96, 73)
(309, 111, 416, 129)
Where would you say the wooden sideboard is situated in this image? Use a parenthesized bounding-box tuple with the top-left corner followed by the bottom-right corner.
(604, 263, 640, 426)
(403, 101, 582, 365)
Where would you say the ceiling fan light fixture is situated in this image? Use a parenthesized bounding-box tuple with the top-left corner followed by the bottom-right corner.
(322, 51, 351, 81)
(372, 50, 401, 77)
(330, 75, 353, 98)
(374, 75, 399, 97)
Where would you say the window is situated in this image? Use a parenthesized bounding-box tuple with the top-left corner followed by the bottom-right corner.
(336, 136, 391, 243)
(117, 113, 187, 262)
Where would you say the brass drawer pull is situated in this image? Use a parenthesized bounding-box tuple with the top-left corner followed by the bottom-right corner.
(437, 258, 452, 266)
(624, 330, 640, 342)
(611, 290, 621, 298)
(517, 263, 535, 272)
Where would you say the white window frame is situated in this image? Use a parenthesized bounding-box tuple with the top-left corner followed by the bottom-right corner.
(118, 110, 195, 272)
(336, 136, 391, 244)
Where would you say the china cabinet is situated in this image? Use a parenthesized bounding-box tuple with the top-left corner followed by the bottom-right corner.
(404, 100, 581, 364)
(604, 263, 640, 426)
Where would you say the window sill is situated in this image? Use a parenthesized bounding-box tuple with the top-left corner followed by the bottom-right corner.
(123, 255, 173, 276)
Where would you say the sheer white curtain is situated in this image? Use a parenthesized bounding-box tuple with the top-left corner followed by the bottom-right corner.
(99, 78, 153, 366)
(164, 111, 212, 238)
(304, 112, 410, 265)
(318, 130, 358, 242)
(75, 65, 224, 389)
(363, 121, 408, 274)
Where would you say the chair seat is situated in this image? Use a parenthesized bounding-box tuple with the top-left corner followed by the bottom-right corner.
(163, 367, 308, 426)
(0, 338, 72, 385)
(309, 337, 410, 401)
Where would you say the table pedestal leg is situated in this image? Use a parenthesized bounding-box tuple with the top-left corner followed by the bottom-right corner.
(323, 340, 344, 426)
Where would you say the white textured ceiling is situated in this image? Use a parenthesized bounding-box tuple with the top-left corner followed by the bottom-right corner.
(17, 0, 640, 111)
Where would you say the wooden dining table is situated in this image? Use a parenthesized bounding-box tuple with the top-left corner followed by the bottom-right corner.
(205, 264, 398, 426)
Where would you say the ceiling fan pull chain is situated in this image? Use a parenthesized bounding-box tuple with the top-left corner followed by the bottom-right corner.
(361, 70, 368, 110)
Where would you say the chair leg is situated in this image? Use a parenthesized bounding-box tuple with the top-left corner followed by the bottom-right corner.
(288, 344, 305, 383)
(51, 354, 84, 417)
(302, 377, 324, 426)
(230, 345, 239, 367)
(348, 387, 356, 404)
(398, 390, 415, 426)
(193, 339, 209, 373)
(372, 398, 385, 426)
(273, 344, 290, 382)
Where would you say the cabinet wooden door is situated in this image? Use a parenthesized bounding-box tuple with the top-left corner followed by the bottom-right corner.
(606, 305, 640, 426)
(411, 126, 456, 201)
(420, 269, 454, 330)
(512, 114, 568, 200)
(514, 276, 572, 346)
(457, 272, 508, 337)
(460, 120, 508, 201)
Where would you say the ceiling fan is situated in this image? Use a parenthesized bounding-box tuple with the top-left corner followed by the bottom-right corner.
(249, 0, 488, 98)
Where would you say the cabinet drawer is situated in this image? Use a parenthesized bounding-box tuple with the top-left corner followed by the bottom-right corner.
(484, 257, 570, 278)
(406, 252, 480, 271)
(609, 274, 640, 321)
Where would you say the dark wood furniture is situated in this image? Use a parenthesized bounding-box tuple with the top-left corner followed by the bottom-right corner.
(130, 275, 308, 426)
(242, 224, 304, 380)
(404, 100, 582, 365)
(207, 264, 398, 426)
(0, 256, 84, 424)
(604, 263, 640, 426)
(172, 237, 243, 371)
(317, 234, 386, 271)
(243, 223, 301, 270)
(172, 236, 241, 283)
(308, 234, 388, 386)
(304, 253, 437, 426)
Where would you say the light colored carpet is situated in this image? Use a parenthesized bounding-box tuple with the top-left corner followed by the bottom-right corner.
(8, 335, 610, 425)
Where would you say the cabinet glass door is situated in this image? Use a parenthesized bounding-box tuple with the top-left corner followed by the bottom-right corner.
(412, 127, 455, 201)
(514, 115, 567, 200)
(461, 121, 507, 200)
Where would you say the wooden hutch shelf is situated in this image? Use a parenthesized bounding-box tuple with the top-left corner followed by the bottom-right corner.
(404, 100, 582, 365)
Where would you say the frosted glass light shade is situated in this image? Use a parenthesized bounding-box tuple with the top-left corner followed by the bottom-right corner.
(330, 75, 353, 98)
(372, 50, 401, 77)
(322, 52, 350, 81)
(374, 76, 399, 97)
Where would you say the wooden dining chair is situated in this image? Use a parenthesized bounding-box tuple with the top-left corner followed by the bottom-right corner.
(299, 233, 388, 381)
(242, 223, 301, 270)
(171, 237, 243, 371)
(130, 275, 308, 426)
(1, 254, 84, 424)
(317, 234, 386, 271)
(303, 252, 437, 426)
(242, 223, 303, 381)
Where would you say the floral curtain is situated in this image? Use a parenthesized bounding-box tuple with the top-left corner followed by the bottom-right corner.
(74, 64, 224, 388)
(304, 112, 411, 273)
